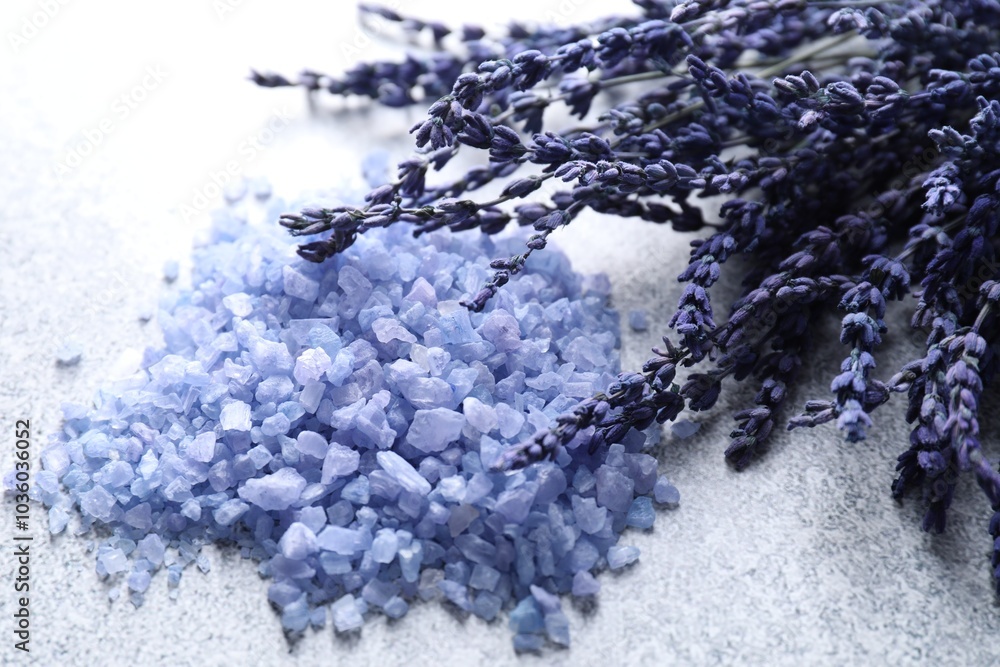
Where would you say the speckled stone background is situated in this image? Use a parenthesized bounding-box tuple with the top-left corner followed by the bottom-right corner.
(2, 2, 999, 665)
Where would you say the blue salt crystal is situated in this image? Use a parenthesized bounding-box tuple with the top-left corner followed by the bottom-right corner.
(282, 265, 319, 303)
(545, 610, 570, 646)
(195, 554, 212, 574)
(294, 431, 328, 458)
(671, 419, 701, 439)
(400, 377, 453, 410)
(625, 453, 658, 495)
(298, 506, 327, 533)
(437, 475, 466, 503)
(219, 401, 252, 431)
(606, 545, 640, 570)
(331, 594, 364, 632)
(213, 498, 249, 526)
(371, 528, 400, 564)
(48, 507, 71, 534)
(372, 317, 417, 344)
(478, 310, 521, 352)
(362, 578, 399, 608)
(495, 403, 526, 439)
(406, 408, 464, 452)
(222, 292, 254, 317)
(282, 596, 311, 633)
(260, 413, 291, 437)
(80, 486, 116, 522)
(653, 477, 681, 507)
(279, 522, 318, 560)
(494, 485, 536, 524)
(238, 468, 306, 511)
(56, 339, 84, 366)
(340, 476, 370, 505)
(455, 534, 496, 564)
(98, 547, 129, 575)
(628, 309, 648, 332)
(437, 580, 472, 611)
(187, 431, 216, 463)
(124, 504, 153, 531)
(372, 469, 403, 499)
(470, 564, 501, 591)
(462, 397, 498, 433)
(605, 443, 626, 468)
(319, 552, 352, 575)
(293, 347, 332, 385)
(472, 591, 503, 621)
(447, 504, 477, 537)
(376, 451, 431, 496)
(463, 473, 493, 505)
(508, 597, 544, 634)
(626, 496, 655, 530)
(571, 496, 607, 535)
(248, 338, 294, 377)
(127, 570, 151, 593)
(98, 461, 134, 488)
(310, 607, 327, 629)
(571, 571, 600, 597)
(316, 526, 361, 555)
(383, 596, 409, 619)
(180, 499, 202, 521)
(298, 380, 325, 413)
(567, 536, 598, 572)
(398, 543, 423, 582)
(595, 465, 635, 513)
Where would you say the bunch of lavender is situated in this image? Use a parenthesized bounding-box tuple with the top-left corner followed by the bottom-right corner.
(256, 1, 1000, 593)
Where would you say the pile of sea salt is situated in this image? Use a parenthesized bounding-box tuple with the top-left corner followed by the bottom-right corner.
(29, 181, 679, 651)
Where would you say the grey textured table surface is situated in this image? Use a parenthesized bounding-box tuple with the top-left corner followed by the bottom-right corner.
(2, 1, 999, 665)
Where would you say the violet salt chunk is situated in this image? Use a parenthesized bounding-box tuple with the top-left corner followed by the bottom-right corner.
(98, 547, 129, 575)
(626, 496, 655, 530)
(80, 486, 116, 521)
(376, 451, 431, 496)
(628, 309, 648, 331)
(213, 499, 249, 526)
(293, 348, 332, 385)
(654, 477, 681, 507)
(406, 408, 465, 452)
(282, 265, 319, 303)
(238, 468, 307, 511)
(56, 340, 84, 366)
(572, 571, 600, 597)
(478, 309, 521, 352)
(671, 420, 701, 439)
(331, 594, 364, 633)
(322, 444, 360, 483)
(372, 317, 417, 344)
(220, 401, 252, 431)
(571, 496, 607, 535)
(279, 522, 318, 560)
(371, 528, 400, 563)
(187, 431, 216, 463)
(607, 545, 640, 570)
(595, 465, 635, 513)
(462, 397, 498, 433)
(222, 292, 254, 317)
(295, 431, 328, 459)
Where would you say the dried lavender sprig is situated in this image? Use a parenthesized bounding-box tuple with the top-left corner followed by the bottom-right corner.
(258, 0, 1000, 595)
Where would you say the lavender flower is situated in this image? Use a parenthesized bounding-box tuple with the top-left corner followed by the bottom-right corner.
(259, 0, 1000, 598)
